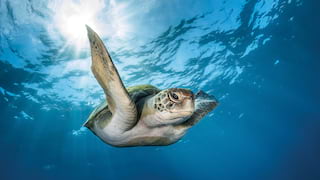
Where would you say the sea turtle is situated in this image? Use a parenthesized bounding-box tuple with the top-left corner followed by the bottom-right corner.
(83, 25, 218, 147)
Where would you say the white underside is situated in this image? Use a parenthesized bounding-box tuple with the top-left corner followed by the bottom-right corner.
(92, 113, 187, 146)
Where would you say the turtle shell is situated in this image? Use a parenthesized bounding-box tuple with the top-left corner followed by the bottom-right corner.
(84, 84, 160, 129)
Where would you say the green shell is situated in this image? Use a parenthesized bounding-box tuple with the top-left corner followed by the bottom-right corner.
(84, 84, 160, 129)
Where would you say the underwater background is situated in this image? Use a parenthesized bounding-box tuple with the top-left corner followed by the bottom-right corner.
(0, 0, 319, 179)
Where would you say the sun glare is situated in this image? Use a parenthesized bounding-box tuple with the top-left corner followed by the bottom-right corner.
(64, 14, 91, 40)
(49, 0, 134, 53)
(50, 0, 104, 50)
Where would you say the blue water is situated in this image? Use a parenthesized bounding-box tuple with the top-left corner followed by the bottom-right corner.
(1, 0, 319, 179)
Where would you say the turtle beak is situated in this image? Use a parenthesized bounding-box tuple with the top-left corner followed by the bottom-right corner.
(195, 90, 219, 109)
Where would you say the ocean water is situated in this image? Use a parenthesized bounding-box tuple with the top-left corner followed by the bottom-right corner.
(0, 0, 319, 179)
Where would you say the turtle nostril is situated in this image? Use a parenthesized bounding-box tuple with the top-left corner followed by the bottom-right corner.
(191, 94, 194, 100)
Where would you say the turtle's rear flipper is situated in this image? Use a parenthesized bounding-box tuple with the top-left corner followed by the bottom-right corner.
(86, 25, 137, 132)
(176, 90, 218, 129)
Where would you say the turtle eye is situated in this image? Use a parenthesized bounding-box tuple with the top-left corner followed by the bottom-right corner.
(171, 93, 179, 100)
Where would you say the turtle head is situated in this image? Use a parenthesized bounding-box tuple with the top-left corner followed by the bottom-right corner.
(152, 88, 195, 125)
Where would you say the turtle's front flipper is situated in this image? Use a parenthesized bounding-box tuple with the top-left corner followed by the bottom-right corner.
(86, 25, 137, 132)
(176, 91, 218, 130)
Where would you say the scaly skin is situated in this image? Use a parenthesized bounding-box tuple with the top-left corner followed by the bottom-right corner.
(83, 25, 219, 147)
